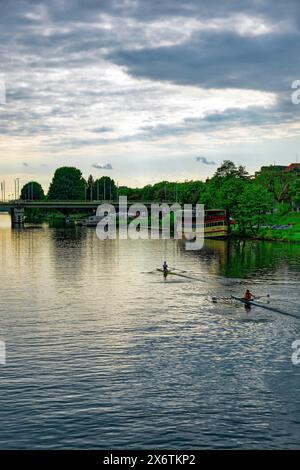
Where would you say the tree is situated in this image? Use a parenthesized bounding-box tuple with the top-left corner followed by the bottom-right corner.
(87, 174, 94, 200)
(118, 186, 141, 201)
(255, 167, 293, 205)
(201, 176, 246, 210)
(234, 183, 273, 235)
(290, 178, 300, 210)
(21, 182, 45, 200)
(93, 177, 117, 200)
(48, 167, 86, 200)
(214, 160, 249, 179)
(200, 161, 249, 211)
(151, 181, 170, 202)
(177, 180, 205, 204)
(140, 184, 153, 201)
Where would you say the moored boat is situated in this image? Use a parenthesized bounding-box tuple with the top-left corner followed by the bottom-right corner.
(176, 209, 229, 239)
(76, 215, 105, 227)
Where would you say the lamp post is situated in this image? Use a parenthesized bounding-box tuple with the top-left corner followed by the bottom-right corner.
(0, 180, 5, 201)
(16, 178, 20, 199)
(14, 178, 20, 200)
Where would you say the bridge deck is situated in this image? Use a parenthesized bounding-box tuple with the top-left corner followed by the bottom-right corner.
(0, 200, 174, 210)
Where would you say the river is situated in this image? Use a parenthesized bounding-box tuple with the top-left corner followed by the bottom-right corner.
(0, 213, 300, 449)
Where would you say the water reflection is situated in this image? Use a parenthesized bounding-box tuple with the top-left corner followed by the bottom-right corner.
(199, 238, 300, 280)
(0, 215, 300, 449)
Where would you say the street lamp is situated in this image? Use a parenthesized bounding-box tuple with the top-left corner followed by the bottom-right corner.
(0, 180, 5, 202)
(14, 178, 20, 200)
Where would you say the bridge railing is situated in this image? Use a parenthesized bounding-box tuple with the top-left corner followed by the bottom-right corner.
(0, 200, 175, 206)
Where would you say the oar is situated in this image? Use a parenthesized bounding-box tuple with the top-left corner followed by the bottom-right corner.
(253, 294, 270, 303)
(211, 296, 234, 303)
(156, 268, 202, 281)
(231, 295, 299, 319)
(164, 267, 187, 273)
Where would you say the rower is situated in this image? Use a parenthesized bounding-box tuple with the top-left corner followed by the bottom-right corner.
(244, 289, 255, 301)
(163, 261, 169, 278)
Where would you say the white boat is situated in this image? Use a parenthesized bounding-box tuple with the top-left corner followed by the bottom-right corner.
(76, 215, 105, 227)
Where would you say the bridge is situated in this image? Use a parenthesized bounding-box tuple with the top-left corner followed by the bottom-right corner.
(0, 200, 174, 225)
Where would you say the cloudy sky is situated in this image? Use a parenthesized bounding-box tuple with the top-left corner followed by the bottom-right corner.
(0, 0, 300, 193)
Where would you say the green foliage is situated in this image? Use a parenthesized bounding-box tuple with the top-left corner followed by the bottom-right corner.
(214, 160, 249, 179)
(48, 167, 86, 200)
(290, 178, 300, 208)
(86, 174, 94, 200)
(277, 202, 291, 216)
(234, 183, 273, 235)
(200, 161, 249, 211)
(203, 177, 246, 210)
(93, 177, 117, 200)
(85, 174, 117, 200)
(257, 211, 300, 242)
(18, 160, 300, 242)
(21, 181, 45, 200)
(177, 181, 205, 204)
(118, 186, 141, 200)
(256, 167, 293, 204)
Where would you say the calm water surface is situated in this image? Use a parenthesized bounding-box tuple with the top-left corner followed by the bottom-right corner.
(0, 213, 300, 449)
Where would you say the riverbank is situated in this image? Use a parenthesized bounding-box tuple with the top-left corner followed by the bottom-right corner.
(233, 212, 300, 243)
(24, 210, 90, 225)
(257, 212, 300, 242)
(17, 209, 300, 243)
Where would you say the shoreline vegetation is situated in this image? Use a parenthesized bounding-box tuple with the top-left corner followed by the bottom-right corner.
(234, 213, 300, 243)
(17, 160, 300, 243)
(22, 212, 300, 243)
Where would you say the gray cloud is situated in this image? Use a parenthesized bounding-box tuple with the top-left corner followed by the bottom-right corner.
(196, 157, 216, 165)
(90, 127, 114, 133)
(0, 0, 299, 170)
(108, 29, 300, 94)
(92, 163, 113, 170)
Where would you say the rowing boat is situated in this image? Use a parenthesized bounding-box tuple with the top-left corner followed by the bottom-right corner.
(231, 295, 269, 308)
(156, 268, 199, 281)
(231, 295, 298, 318)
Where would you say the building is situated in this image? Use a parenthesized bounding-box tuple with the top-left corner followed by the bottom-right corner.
(260, 165, 286, 172)
(256, 163, 300, 176)
(284, 163, 300, 173)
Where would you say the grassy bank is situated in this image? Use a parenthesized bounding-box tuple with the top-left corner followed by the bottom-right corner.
(258, 212, 300, 242)
(24, 209, 91, 225)
(233, 212, 300, 242)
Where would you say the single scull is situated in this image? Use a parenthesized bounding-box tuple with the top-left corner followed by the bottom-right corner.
(231, 295, 298, 319)
(156, 268, 200, 281)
